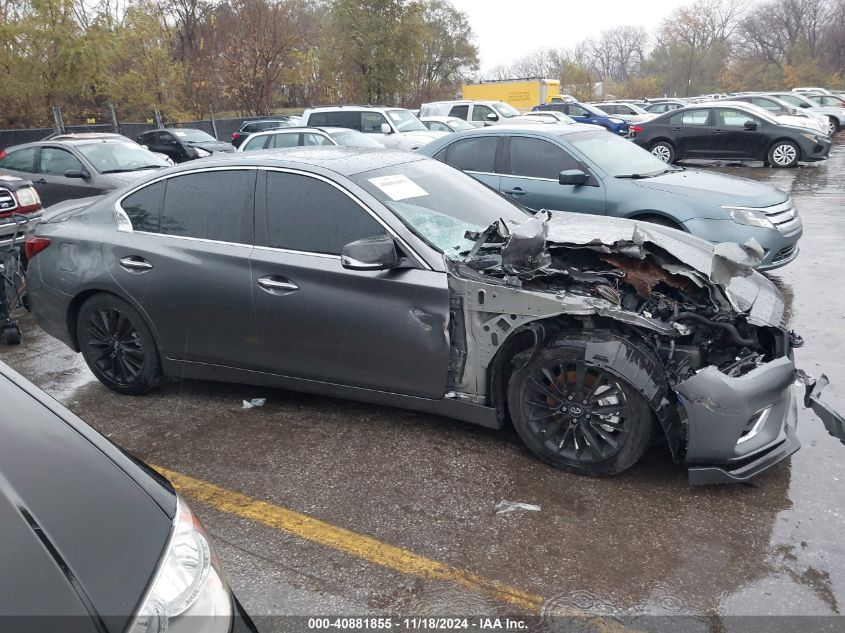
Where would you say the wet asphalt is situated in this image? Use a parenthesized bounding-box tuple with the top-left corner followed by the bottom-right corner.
(2, 136, 845, 631)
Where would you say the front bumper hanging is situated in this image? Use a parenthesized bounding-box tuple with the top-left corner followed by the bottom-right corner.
(803, 374, 845, 446)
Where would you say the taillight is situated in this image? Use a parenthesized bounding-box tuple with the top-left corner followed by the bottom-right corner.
(231, 132, 238, 140)
(630, 124, 644, 134)
(25, 236, 51, 259)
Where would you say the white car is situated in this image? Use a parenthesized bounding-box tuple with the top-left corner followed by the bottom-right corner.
(589, 102, 657, 124)
(792, 87, 833, 95)
(767, 92, 844, 136)
(236, 126, 384, 152)
(418, 100, 523, 126)
(419, 116, 478, 133)
(302, 106, 446, 150)
(515, 111, 577, 124)
(709, 100, 828, 135)
(803, 93, 845, 133)
(727, 94, 828, 134)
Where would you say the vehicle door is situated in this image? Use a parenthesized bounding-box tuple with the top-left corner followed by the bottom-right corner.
(104, 168, 256, 368)
(564, 104, 592, 124)
(434, 136, 500, 191)
(712, 108, 768, 159)
(248, 169, 449, 397)
(34, 147, 101, 207)
(0, 147, 38, 183)
(362, 111, 396, 147)
(499, 136, 605, 214)
(667, 109, 714, 157)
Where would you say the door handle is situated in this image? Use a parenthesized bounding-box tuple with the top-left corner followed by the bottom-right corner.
(257, 276, 299, 294)
(35, 178, 47, 184)
(504, 187, 527, 196)
(672, 127, 683, 132)
(119, 256, 153, 272)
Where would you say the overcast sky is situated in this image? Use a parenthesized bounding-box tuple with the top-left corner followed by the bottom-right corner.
(449, 0, 696, 72)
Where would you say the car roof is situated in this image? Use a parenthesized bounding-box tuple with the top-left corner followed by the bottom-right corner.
(7, 137, 135, 151)
(156, 146, 427, 177)
(305, 105, 408, 112)
(437, 123, 599, 136)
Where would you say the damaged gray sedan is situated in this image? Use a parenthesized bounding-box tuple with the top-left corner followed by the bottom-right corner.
(25, 148, 844, 484)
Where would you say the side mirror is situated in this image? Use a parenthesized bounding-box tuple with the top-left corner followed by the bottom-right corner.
(341, 234, 399, 271)
(799, 103, 810, 108)
(380, 123, 393, 135)
(64, 169, 90, 180)
(743, 120, 758, 131)
(559, 169, 588, 186)
(486, 112, 499, 121)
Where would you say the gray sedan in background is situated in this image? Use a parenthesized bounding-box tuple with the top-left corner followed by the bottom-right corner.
(24, 149, 843, 483)
(0, 136, 169, 207)
(418, 124, 803, 270)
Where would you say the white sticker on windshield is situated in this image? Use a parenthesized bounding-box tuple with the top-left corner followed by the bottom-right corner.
(369, 174, 428, 201)
(174, 131, 187, 137)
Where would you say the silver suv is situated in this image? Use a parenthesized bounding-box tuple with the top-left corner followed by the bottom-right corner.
(419, 100, 522, 126)
(302, 106, 446, 150)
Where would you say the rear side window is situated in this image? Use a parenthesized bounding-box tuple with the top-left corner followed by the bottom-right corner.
(442, 137, 497, 173)
(265, 172, 387, 255)
(271, 133, 299, 148)
(449, 105, 469, 119)
(242, 135, 272, 152)
(121, 181, 164, 232)
(670, 110, 710, 125)
(159, 170, 254, 243)
(0, 147, 37, 172)
(508, 138, 579, 180)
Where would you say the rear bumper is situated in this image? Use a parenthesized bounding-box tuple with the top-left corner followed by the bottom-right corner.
(26, 258, 76, 349)
(676, 356, 801, 485)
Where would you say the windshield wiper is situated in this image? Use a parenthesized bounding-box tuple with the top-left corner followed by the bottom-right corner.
(102, 166, 162, 174)
(616, 169, 674, 179)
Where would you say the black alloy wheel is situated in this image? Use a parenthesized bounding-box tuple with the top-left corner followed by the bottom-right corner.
(78, 294, 162, 395)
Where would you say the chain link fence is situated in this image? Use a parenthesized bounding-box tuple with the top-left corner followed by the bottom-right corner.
(0, 108, 278, 150)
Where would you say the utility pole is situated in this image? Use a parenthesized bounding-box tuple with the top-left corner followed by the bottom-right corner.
(52, 106, 65, 135)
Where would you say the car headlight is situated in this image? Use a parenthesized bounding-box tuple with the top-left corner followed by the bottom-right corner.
(801, 133, 819, 143)
(193, 148, 211, 157)
(128, 496, 231, 633)
(15, 186, 40, 208)
(725, 207, 774, 229)
(609, 118, 625, 124)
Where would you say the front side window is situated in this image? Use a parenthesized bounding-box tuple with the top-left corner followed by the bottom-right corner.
(243, 135, 272, 151)
(716, 109, 758, 127)
(265, 172, 387, 255)
(302, 133, 333, 146)
(441, 137, 497, 173)
(472, 105, 495, 122)
(40, 147, 84, 174)
(362, 112, 390, 134)
(0, 147, 37, 172)
(508, 137, 580, 180)
(160, 170, 253, 243)
(568, 105, 590, 117)
(670, 110, 710, 126)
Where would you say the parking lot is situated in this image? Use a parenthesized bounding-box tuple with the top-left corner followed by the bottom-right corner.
(2, 136, 844, 630)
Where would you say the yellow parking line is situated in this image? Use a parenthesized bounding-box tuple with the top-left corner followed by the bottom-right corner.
(154, 465, 544, 611)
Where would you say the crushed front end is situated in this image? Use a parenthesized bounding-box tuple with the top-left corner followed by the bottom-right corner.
(452, 211, 844, 484)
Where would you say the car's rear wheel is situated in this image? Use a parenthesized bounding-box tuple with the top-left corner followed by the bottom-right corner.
(827, 117, 839, 136)
(650, 141, 674, 163)
(508, 332, 656, 476)
(768, 140, 800, 168)
(77, 294, 162, 395)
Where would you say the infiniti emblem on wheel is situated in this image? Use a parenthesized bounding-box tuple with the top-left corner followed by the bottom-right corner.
(569, 405, 583, 416)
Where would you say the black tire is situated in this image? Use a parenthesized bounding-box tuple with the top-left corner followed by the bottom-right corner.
(767, 140, 800, 168)
(77, 294, 162, 395)
(508, 331, 656, 477)
(827, 117, 839, 136)
(650, 140, 675, 163)
(3, 324, 21, 345)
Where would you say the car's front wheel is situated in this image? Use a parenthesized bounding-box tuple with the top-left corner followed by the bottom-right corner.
(77, 294, 162, 395)
(507, 332, 656, 476)
(826, 117, 839, 135)
(650, 141, 675, 163)
(767, 140, 800, 168)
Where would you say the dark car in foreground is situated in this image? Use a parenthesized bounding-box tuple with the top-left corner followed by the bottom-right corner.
(231, 118, 295, 148)
(0, 137, 170, 207)
(25, 148, 844, 484)
(419, 124, 803, 270)
(136, 128, 235, 163)
(532, 101, 629, 135)
(631, 103, 831, 167)
(0, 361, 256, 632)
